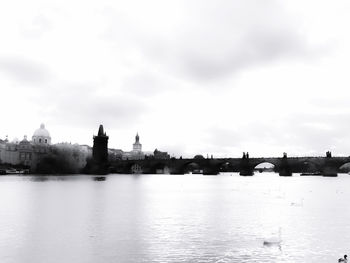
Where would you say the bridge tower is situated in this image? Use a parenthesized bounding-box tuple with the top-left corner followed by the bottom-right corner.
(84, 124, 109, 174)
(93, 124, 109, 163)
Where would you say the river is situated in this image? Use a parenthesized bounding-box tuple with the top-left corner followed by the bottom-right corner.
(0, 173, 349, 262)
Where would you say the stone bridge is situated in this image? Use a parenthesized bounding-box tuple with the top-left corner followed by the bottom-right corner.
(109, 155, 350, 176)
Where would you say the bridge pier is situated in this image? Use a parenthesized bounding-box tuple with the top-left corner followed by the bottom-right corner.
(279, 168, 292, 176)
(239, 152, 254, 176)
(322, 167, 337, 177)
(279, 153, 292, 176)
(322, 154, 338, 177)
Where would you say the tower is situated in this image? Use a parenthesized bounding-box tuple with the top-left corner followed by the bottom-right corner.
(132, 132, 142, 152)
(92, 124, 109, 163)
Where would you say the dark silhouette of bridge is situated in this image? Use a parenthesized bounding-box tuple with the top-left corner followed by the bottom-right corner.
(87, 125, 350, 176)
(109, 153, 350, 177)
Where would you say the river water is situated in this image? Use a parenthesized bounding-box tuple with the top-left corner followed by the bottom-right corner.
(0, 173, 349, 263)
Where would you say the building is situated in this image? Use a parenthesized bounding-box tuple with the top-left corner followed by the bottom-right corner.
(0, 124, 52, 169)
(122, 133, 145, 160)
(0, 140, 19, 165)
(153, 149, 170, 159)
(32, 123, 51, 145)
(133, 133, 142, 152)
(92, 124, 109, 163)
(18, 136, 33, 166)
(0, 124, 105, 173)
(108, 148, 123, 162)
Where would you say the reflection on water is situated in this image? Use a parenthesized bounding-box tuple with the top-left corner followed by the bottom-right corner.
(28, 175, 51, 182)
(0, 173, 349, 263)
(93, 176, 106, 181)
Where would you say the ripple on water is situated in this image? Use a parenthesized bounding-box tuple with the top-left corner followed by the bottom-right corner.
(0, 173, 349, 262)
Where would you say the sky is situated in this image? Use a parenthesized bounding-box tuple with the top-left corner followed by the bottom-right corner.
(1, 0, 350, 158)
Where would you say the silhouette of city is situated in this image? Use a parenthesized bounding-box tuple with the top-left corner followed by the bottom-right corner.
(1, 124, 349, 176)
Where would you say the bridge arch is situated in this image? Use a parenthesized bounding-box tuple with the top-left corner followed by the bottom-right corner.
(254, 162, 275, 173)
(152, 162, 170, 174)
(217, 161, 234, 172)
(339, 162, 350, 173)
(183, 162, 202, 174)
(301, 160, 322, 173)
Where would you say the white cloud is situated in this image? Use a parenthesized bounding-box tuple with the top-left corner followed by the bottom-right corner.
(1, 0, 349, 157)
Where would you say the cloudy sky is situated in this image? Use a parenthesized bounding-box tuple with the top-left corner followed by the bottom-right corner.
(1, 0, 350, 157)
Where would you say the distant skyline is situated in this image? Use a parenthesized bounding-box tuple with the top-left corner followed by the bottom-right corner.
(1, 0, 350, 158)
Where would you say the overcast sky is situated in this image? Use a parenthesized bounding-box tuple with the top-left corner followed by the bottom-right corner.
(1, 0, 350, 157)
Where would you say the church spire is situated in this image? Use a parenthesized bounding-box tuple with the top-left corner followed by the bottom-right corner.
(98, 124, 105, 136)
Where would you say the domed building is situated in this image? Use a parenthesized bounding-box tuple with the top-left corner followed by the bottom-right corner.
(32, 124, 51, 145)
(0, 124, 53, 170)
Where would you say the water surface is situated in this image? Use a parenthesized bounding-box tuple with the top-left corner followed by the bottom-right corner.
(0, 173, 349, 262)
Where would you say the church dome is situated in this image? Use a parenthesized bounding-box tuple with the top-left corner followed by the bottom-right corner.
(33, 124, 50, 137)
(32, 123, 51, 144)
